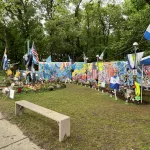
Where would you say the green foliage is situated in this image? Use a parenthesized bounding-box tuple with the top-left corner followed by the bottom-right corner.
(0, 0, 150, 64)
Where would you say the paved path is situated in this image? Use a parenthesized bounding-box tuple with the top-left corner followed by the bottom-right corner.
(0, 113, 44, 150)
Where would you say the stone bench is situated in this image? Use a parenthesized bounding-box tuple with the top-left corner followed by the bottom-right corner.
(15, 100, 70, 142)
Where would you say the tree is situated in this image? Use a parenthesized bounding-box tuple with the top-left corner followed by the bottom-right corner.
(0, 0, 150, 65)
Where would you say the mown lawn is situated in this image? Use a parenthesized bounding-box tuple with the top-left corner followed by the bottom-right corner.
(0, 84, 150, 150)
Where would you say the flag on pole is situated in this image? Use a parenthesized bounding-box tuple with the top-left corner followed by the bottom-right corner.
(127, 52, 144, 69)
(68, 55, 72, 63)
(46, 55, 52, 63)
(140, 55, 150, 65)
(2, 47, 8, 70)
(68, 55, 72, 70)
(99, 50, 105, 60)
(144, 24, 150, 40)
(31, 42, 39, 65)
(83, 52, 88, 63)
(136, 52, 144, 64)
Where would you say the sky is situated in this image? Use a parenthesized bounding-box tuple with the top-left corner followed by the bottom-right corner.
(82, 0, 124, 5)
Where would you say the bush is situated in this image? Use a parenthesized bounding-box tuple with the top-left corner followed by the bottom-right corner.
(48, 86, 54, 91)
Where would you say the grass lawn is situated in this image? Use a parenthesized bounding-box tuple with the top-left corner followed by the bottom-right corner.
(0, 84, 150, 150)
(0, 71, 5, 81)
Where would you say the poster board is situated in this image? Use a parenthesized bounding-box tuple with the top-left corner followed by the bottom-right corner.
(10, 90, 15, 99)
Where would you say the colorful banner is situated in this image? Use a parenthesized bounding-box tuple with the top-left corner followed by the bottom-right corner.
(97, 61, 142, 86)
(143, 65, 150, 86)
(37, 61, 150, 87)
(72, 62, 87, 82)
(39, 62, 71, 81)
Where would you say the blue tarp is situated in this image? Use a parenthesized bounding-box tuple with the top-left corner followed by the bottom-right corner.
(140, 56, 150, 65)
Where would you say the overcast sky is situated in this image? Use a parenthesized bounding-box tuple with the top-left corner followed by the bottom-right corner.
(82, 0, 124, 4)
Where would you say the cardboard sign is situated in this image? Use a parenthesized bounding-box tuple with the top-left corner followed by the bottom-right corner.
(101, 82, 106, 88)
(133, 69, 137, 75)
(10, 90, 15, 99)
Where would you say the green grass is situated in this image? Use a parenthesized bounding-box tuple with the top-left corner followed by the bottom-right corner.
(1, 84, 150, 150)
(0, 71, 5, 81)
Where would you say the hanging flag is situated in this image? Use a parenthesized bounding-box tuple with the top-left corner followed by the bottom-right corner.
(110, 76, 120, 90)
(92, 69, 98, 79)
(134, 81, 140, 96)
(144, 24, 150, 40)
(140, 55, 150, 65)
(68, 55, 72, 63)
(68, 55, 72, 70)
(127, 54, 135, 69)
(46, 55, 52, 63)
(83, 52, 88, 63)
(97, 62, 104, 71)
(92, 62, 98, 79)
(99, 50, 105, 60)
(127, 52, 144, 69)
(136, 52, 144, 64)
(31, 42, 39, 65)
(2, 47, 8, 70)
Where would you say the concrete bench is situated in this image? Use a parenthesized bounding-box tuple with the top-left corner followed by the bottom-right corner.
(15, 100, 70, 142)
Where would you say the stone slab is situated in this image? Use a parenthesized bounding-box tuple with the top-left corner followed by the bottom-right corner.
(2, 138, 44, 150)
(0, 113, 4, 119)
(0, 119, 26, 148)
(16, 100, 70, 121)
(16, 100, 70, 142)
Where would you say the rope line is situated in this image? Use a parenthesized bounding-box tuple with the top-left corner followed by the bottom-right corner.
(105, 37, 147, 62)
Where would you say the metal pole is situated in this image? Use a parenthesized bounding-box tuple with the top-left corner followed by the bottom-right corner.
(141, 64, 144, 103)
(27, 39, 30, 54)
(134, 46, 137, 69)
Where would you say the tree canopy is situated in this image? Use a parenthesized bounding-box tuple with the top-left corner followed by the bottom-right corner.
(0, 0, 150, 66)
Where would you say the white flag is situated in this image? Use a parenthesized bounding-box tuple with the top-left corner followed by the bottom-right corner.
(83, 52, 87, 63)
(136, 52, 144, 64)
(99, 50, 105, 60)
(127, 52, 144, 69)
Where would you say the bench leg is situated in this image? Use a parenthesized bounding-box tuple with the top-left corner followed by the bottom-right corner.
(15, 104, 24, 115)
(59, 118, 70, 142)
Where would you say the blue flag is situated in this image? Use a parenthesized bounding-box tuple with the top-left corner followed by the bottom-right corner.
(68, 55, 72, 63)
(68, 55, 72, 70)
(46, 55, 52, 63)
(144, 25, 150, 40)
(2, 48, 8, 70)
